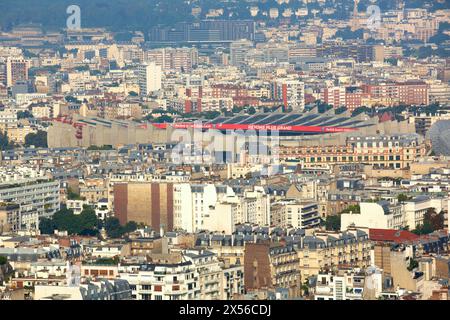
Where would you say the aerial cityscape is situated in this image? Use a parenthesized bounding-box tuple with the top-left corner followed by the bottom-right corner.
(0, 0, 450, 304)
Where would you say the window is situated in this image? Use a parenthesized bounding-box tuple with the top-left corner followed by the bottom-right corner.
(154, 285, 162, 292)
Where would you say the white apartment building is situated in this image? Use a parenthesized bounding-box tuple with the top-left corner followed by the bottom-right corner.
(314, 269, 366, 300)
(242, 186, 271, 227)
(220, 264, 245, 300)
(183, 249, 222, 300)
(402, 196, 448, 229)
(204, 201, 239, 234)
(341, 197, 448, 231)
(0, 169, 60, 230)
(138, 62, 162, 96)
(174, 184, 270, 233)
(118, 262, 200, 300)
(274, 199, 321, 229)
(0, 109, 17, 126)
(66, 199, 89, 215)
(34, 279, 131, 300)
(173, 183, 234, 233)
(15, 93, 48, 105)
(278, 79, 305, 112)
(341, 201, 404, 231)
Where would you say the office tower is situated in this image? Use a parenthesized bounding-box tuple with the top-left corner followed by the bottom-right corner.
(137, 62, 162, 96)
(6, 57, 28, 87)
(230, 39, 253, 66)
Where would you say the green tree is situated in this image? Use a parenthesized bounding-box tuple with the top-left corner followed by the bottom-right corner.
(248, 106, 256, 115)
(340, 205, 360, 214)
(17, 110, 34, 119)
(124, 221, 138, 234)
(153, 115, 173, 123)
(325, 215, 341, 231)
(24, 130, 48, 148)
(39, 217, 57, 235)
(412, 208, 444, 235)
(0, 256, 7, 265)
(78, 206, 98, 235)
(407, 258, 419, 271)
(335, 106, 347, 115)
(67, 187, 84, 200)
(0, 131, 15, 150)
(105, 217, 124, 238)
(397, 194, 411, 203)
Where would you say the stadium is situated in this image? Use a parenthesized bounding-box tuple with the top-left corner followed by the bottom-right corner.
(48, 110, 416, 148)
(152, 109, 413, 139)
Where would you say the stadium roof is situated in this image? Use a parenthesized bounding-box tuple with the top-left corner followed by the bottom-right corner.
(152, 112, 372, 134)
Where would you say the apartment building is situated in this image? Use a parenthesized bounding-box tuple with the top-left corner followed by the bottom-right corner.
(271, 199, 321, 229)
(173, 183, 235, 233)
(145, 47, 198, 72)
(183, 249, 222, 300)
(314, 269, 367, 300)
(6, 57, 28, 87)
(361, 81, 429, 106)
(113, 182, 174, 231)
(244, 242, 301, 298)
(118, 262, 200, 300)
(296, 229, 372, 279)
(278, 135, 426, 170)
(0, 203, 20, 234)
(0, 173, 60, 230)
(341, 201, 404, 231)
(342, 196, 448, 231)
(220, 264, 245, 300)
(34, 279, 131, 300)
(137, 62, 162, 96)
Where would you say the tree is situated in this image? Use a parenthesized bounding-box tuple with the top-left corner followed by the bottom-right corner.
(335, 106, 347, 115)
(0, 256, 7, 265)
(124, 221, 138, 234)
(104, 217, 138, 238)
(39, 218, 56, 235)
(325, 215, 341, 231)
(316, 101, 333, 113)
(39, 207, 98, 236)
(340, 205, 360, 214)
(128, 91, 138, 97)
(411, 208, 442, 235)
(407, 258, 419, 271)
(153, 115, 173, 123)
(397, 194, 411, 203)
(17, 110, 33, 119)
(351, 106, 371, 117)
(78, 205, 98, 235)
(0, 131, 14, 150)
(24, 130, 47, 148)
(65, 96, 82, 104)
(248, 106, 256, 115)
(105, 217, 123, 238)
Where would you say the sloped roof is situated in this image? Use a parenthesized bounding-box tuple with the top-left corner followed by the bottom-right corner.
(369, 228, 420, 243)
